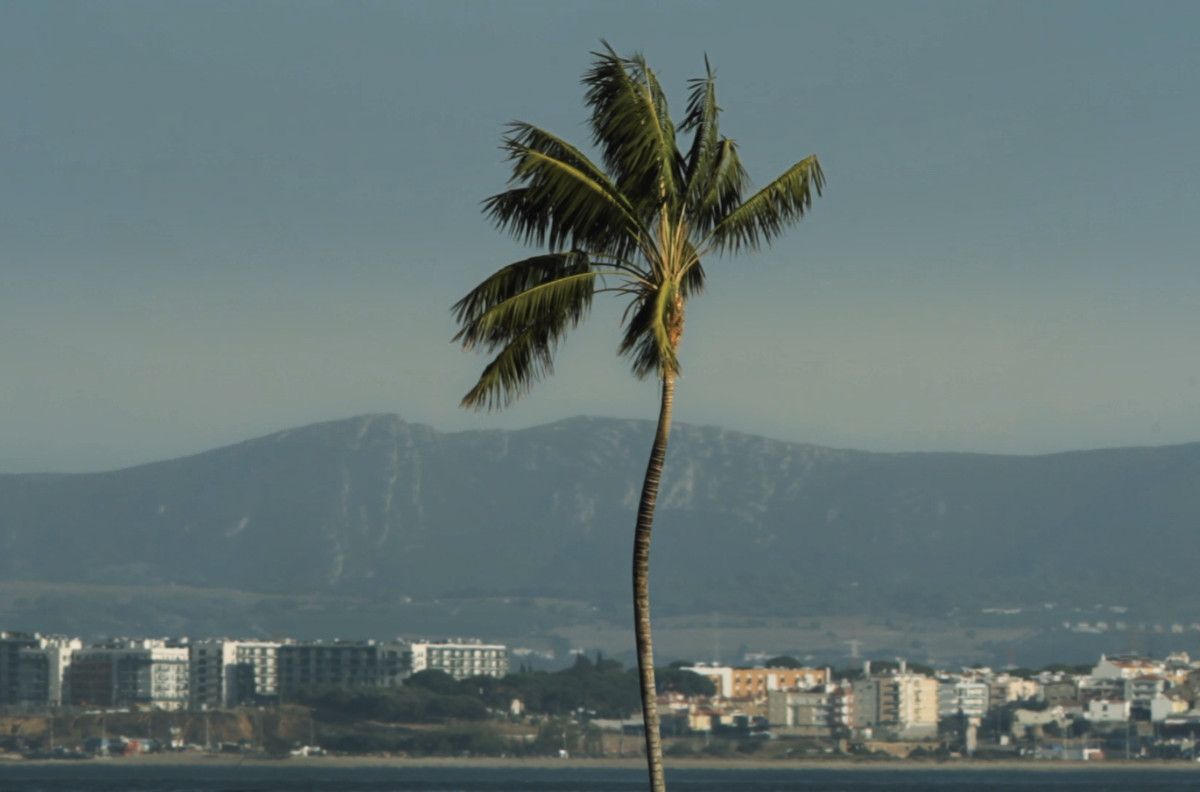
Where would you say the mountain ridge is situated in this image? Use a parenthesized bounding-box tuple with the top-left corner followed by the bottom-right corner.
(3, 413, 1199, 622)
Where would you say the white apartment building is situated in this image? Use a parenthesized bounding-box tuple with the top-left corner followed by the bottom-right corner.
(66, 639, 190, 710)
(190, 639, 283, 708)
(1086, 699, 1131, 722)
(16, 636, 82, 706)
(409, 640, 508, 680)
(767, 684, 853, 737)
(938, 679, 989, 719)
(1092, 654, 1165, 681)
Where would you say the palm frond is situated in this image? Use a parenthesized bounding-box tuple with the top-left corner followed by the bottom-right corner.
(617, 281, 680, 379)
(680, 57, 722, 208)
(583, 43, 681, 219)
(484, 124, 646, 257)
(453, 254, 597, 349)
(704, 155, 824, 253)
(459, 324, 554, 411)
(617, 294, 662, 379)
(454, 253, 599, 410)
(679, 257, 705, 299)
(690, 138, 748, 236)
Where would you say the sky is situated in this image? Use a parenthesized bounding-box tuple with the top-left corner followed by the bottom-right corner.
(2, 0, 1199, 472)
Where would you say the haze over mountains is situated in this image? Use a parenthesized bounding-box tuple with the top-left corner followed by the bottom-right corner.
(3, 414, 1199, 625)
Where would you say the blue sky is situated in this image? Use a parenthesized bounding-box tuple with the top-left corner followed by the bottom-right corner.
(2, 0, 1198, 471)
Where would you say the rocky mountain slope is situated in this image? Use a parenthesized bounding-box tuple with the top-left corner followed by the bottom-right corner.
(3, 415, 1198, 619)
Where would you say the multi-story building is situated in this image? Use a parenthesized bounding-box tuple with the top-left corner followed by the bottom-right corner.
(190, 639, 283, 708)
(1093, 654, 1165, 681)
(938, 679, 989, 719)
(989, 675, 1040, 705)
(16, 636, 82, 707)
(1040, 677, 1080, 707)
(852, 672, 939, 739)
(1124, 675, 1169, 709)
(1085, 698, 1131, 722)
(0, 631, 40, 706)
(409, 640, 508, 680)
(767, 684, 853, 737)
(681, 665, 830, 701)
(277, 640, 408, 698)
(64, 639, 190, 710)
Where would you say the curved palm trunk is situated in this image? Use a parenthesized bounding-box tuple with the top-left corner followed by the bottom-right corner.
(634, 372, 676, 792)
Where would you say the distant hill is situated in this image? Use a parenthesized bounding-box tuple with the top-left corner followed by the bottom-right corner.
(3, 414, 1199, 620)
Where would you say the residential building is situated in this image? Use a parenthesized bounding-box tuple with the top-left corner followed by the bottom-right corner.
(1093, 654, 1165, 681)
(1041, 678, 1080, 707)
(852, 672, 939, 739)
(190, 639, 283, 708)
(409, 640, 508, 680)
(277, 640, 407, 698)
(1150, 693, 1191, 722)
(16, 636, 82, 706)
(64, 639, 190, 710)
(1124, 675, 1169, 709)
(680, 665, 829, 700)
(1085, 699, 1131, 722)
(767, 684, 853, 737)
(0, 631, 40, 705)
(989, 675, 1040, 705)
(938, 679, 989, 719)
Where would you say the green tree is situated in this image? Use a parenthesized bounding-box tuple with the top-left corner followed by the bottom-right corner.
(453, 44, 823, 791)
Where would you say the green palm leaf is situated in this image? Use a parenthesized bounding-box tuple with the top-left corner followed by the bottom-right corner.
(485, 126, 646, 257)
(583, 43, 682, 219)
(455, 253, 599, 409)
(705, 155, 825, 253)
(680, 57, 722, 209)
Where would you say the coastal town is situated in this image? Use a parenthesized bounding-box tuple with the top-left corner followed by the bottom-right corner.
(3, 629, 1200, 763)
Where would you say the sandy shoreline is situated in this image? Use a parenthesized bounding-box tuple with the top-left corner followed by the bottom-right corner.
(4, 753, 1200, 772)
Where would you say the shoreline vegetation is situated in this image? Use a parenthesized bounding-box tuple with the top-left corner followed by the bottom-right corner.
(3, 752, 1200, 771)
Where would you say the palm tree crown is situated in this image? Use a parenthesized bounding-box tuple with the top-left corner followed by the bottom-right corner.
(453, 43, 824, 407)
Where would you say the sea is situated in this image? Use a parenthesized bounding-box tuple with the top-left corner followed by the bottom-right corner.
(1, 765, 1199, 792)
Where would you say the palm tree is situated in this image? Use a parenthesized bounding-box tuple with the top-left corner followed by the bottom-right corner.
(453, 44, 823, 791)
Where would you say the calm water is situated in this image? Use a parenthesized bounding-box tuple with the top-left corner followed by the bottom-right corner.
(1, 765, 1199, 792)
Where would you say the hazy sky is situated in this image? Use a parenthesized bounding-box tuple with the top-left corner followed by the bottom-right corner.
(3, 0, 1198, 472)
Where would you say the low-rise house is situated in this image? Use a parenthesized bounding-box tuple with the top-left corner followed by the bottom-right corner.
(1011, 705, 1071, 739)
(1149, 693, 1190, 723)
(1041, 678, 1080, 708)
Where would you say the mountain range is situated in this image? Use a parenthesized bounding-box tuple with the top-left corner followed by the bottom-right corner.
(3, 414, 1199, 624)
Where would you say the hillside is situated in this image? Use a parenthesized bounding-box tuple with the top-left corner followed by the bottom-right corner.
(3, 414, 1199, 622)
